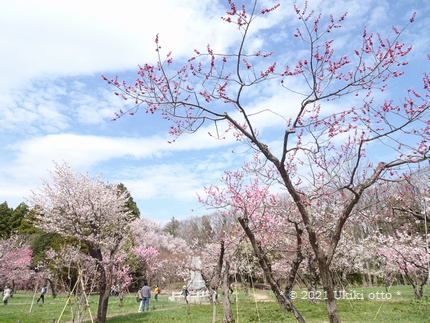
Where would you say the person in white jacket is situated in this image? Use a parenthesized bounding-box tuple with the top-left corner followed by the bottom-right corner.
(3, 286, 11, 305)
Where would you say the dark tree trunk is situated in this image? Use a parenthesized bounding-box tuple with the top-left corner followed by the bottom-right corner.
(284, 222, 305, 297)
(46, 278, 57, 298)
(207, 239, 225, 307)
(404, 271, 428, 300)
(318, 260, 341, 323)
(412, 284, 423, 300)
(304, 256, 319, 304)
(96, 263, 111, 323)
(87, 245, 112, 323)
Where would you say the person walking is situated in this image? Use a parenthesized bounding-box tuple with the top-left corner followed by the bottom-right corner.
(2, 286, 11, 305)
(154, 285, 160, 301)
(37, 285, 47, 304)
(139, 281, 151, 312)
(137, 287, 143, 312)
(181, 285, 189, 303)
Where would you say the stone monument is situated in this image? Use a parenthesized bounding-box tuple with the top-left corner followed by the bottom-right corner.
(188, 257, 206, 290)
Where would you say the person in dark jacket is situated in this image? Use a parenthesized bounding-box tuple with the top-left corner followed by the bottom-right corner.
(181, 285, 189, 303)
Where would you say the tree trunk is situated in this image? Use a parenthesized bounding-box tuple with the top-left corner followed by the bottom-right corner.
(298, 264, 319, 304)
(221, 262, 235, 323)
(361, 274, 368, 287)
(207, 239, 225, 306)
(413, 284, 423, 299)
(96, 264, 111, 323)
(304, 256, 319, 304)
(383, 273, 393, 293)
(372, 275, 378, 286)
(341, 271, 349, 291)
(201, 271, 217, 305)
(406, 273, 427, 300)
(284, 222, 307, 303)
(238, 217, 306, 323)
(367, 274, 373, 286)
(47, 278, 57, 298)
(318, 260, 341, 323)
(88, 245, 112, 323)
(239, 273, 248, 295)
(212, 291, 217, 323)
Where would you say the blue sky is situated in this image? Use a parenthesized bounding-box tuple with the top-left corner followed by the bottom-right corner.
(1, 0, 429, 223)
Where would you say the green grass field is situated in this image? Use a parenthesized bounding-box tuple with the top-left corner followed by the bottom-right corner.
(0, 285, 429, 323)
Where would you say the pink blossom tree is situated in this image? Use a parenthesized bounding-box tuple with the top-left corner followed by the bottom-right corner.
(28, 162, 135, 323)
(129, 218, 190, 287)
(104, 1, 429, 321)
(0, 235, 33, 291)
(371, 170, 430, 298)
(378, 231, 429, 299)
(200, 159, 307, 322)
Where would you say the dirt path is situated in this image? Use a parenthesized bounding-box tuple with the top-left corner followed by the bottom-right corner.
(230, 289, 273, 302)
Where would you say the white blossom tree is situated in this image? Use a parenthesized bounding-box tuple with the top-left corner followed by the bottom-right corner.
(28, 162, 135, 323)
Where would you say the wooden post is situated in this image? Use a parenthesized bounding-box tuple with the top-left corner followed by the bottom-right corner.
(29, 284, 38, 313)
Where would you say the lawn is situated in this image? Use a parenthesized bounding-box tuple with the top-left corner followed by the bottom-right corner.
(0, 285, 429, 322)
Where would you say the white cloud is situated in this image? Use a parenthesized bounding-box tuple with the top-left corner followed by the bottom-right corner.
(1, 0, 429, 223)
(0, 0, 232, 92)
